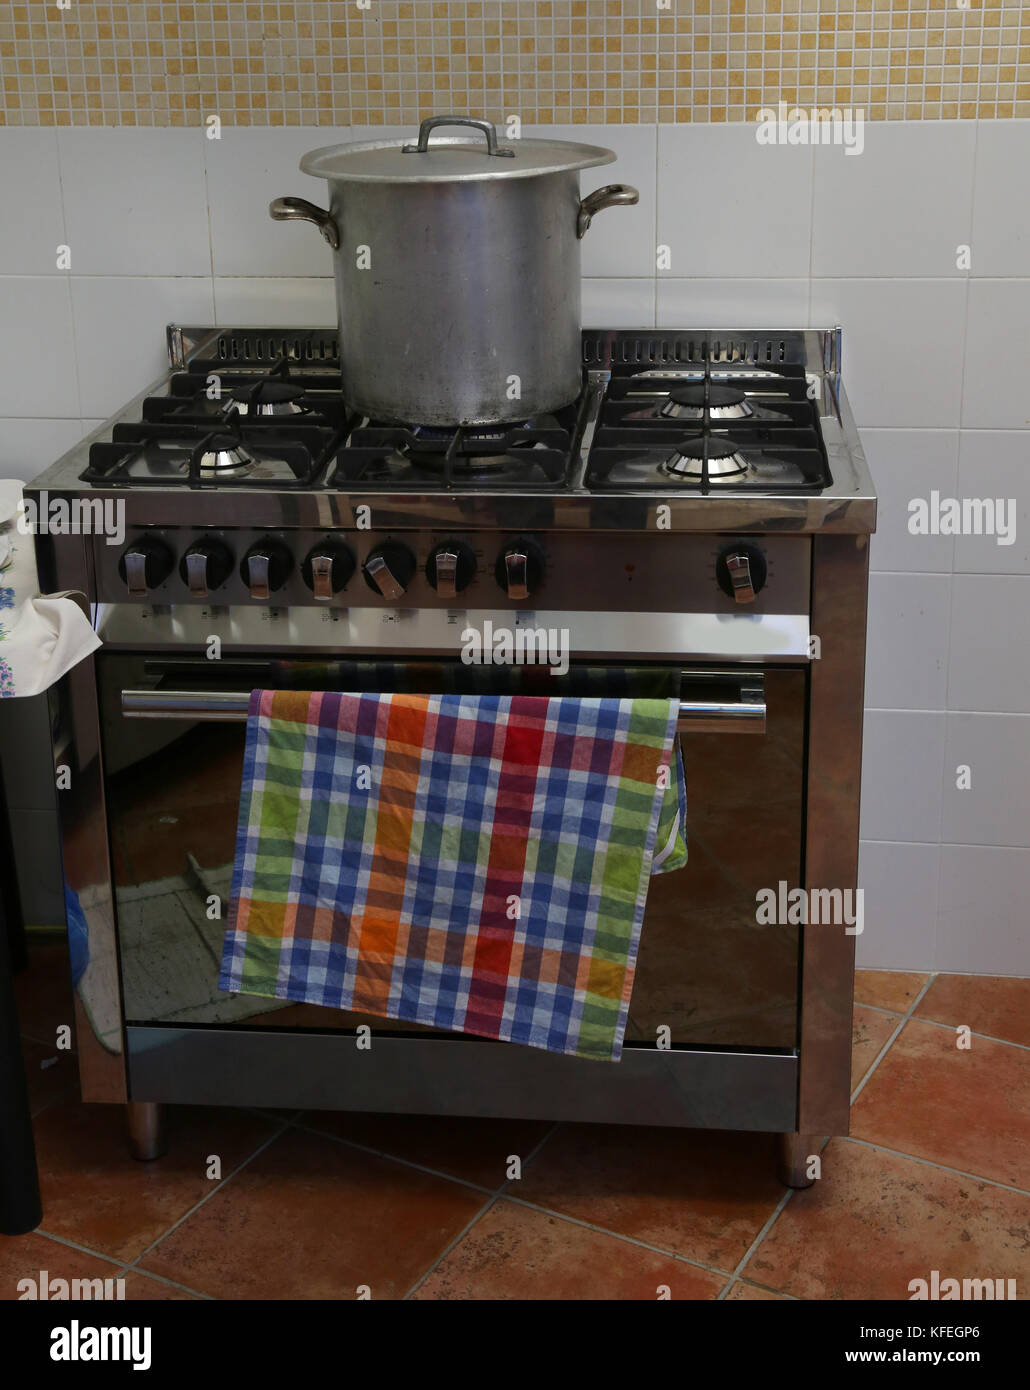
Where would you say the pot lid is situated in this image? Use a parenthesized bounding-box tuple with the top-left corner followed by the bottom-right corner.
(299, 115, 616, 184)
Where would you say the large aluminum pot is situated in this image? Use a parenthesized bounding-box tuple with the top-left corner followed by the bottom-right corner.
(270, 114, 638, 425)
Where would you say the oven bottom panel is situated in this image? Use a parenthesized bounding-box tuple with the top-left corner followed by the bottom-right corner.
(126, 1027, 798, 1132)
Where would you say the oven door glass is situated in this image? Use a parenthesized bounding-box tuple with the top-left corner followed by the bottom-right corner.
(98, 654, 803, 1050)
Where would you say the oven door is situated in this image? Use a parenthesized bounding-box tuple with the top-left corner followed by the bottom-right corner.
(98, 653, 803, 1051)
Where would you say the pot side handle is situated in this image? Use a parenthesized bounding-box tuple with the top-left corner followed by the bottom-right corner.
(269, 196, 340, 250)
(576, 184, 640, 239)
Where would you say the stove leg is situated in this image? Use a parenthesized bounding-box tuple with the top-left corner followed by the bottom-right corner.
(776, 1132, 821, 1189)
(127, 1102, 166, 1162)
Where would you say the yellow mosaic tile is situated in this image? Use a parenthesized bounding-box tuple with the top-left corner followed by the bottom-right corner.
(0, 1, 1027, 127)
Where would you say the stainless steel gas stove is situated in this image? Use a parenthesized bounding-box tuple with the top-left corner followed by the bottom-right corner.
(28, 325, 875, 1186)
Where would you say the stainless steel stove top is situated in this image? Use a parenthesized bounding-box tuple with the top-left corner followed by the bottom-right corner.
(30, 325, 875, 536)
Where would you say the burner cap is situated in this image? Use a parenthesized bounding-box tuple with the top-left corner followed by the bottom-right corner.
(659, 383, 754, 421)
(661, 437, 750, 481)
(231, 382, 307, 416)
(196, 434, 259, 473)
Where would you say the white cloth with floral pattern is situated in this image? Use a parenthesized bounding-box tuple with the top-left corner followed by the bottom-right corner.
(0, 480, 101, 698)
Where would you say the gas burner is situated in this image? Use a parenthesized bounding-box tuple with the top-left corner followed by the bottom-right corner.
(661, 437, 750, 481)
(330, 414, 576, 490)
(658, 384, 755, 422)
(195, 435, 261, 474)
(229, 382, 308, 416)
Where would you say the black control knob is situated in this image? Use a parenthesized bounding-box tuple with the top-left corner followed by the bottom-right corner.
(362, 541, 416, 598)
(495, 538, 544, 600)
(716, 544, 767, 604)
(240, 538, 294, 599)
(179, 538, 234, 598)
(118, 535, 174, 598)
(426, 540, 476, 597)
(302, 541, 355, 600)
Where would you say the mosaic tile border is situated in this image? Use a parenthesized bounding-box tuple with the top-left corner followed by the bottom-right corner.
(1, 1, 1028, 127)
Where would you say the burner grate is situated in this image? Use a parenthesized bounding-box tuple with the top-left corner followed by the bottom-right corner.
(328, 421, 573, 490)
(586, 352, 830, 494)
(80, 415, 342, 488)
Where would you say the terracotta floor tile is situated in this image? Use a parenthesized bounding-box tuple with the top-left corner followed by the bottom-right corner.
(140, 1127, 486, 1300)
(411, 1199, 723, 1300)
(853, 970, 929, 1014)
(851, 1019, 1030, 1189)
(915, 974, 1030, 1049)
(726, 1281, 788, 1301)
(13, 939, 75, 1045)
(851, 1004, 899, 1090)
(32, 1102, 278, 1262)
(746, 1139, 1030, 1300)
(517, 1124, 782, 1270)
(0, 1232, 122, 1301)
(301, 1111, 552, 1189)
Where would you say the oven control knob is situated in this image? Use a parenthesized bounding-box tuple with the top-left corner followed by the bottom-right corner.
(495, 539, 544, 601)
(362, 542, 416, 599)
(241, 539, 294, 600)
(179, 539, 234, 598)
(302, 542, 355, 600)
(118, 536, 174, 599)
(716, 545, 767, 604)
(426, 541, 476, 598)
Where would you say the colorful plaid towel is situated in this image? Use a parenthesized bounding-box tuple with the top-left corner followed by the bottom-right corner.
(220, 691, 687, 1062)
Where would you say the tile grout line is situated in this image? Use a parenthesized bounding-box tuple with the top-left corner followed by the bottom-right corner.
(398, 1197, 500, 1301)
(907, 1014, 1030, 1054)
(399, 1122, 562, 1300)
(288, 1120, 505, 1199)
(850, 972, 938, 1106)
(500, 1191, 736, 1284)
(117, 1116, 296, 1274)
(716, 1185, 797, 1297)
(843, 1134, 1030, 1200)
(23, 1227, 212, 1301)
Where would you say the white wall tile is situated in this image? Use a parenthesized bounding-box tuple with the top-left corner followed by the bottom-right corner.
(810, 279, 966, 428)
(936, 844, 1030, 974)
(864, 572, 951, 711)
(213, 277, 337, 327)
(970, 120, 1030, 277)
(953, 431, 1030, 575)
(655, 278, 809, 327)
(861, 428, 958, 573)
(856, 840, 939, 970)
(58, 128, 210, 276)
(812, 121, 975, 277)
(0, 130, 65, 276)
(962, 279, 1030, 429)
(861, 709, 945, 842)
(942, 712, 1030, 848)
(0, 418, 88, 484)
(526, 124, 657, 278)
(70, 277, 215, 417)
(0, 278, 78, 417)
(657, 125, 813, 278)
(206, 126, 346, 277)
(582, 278, 654, 328)
(948, 574, 1030, 714)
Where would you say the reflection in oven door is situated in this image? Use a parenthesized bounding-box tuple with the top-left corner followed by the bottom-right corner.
(98, 654, 803, 1051)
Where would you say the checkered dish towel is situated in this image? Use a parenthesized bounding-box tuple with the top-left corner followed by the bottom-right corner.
(220, 690, 687, 1062)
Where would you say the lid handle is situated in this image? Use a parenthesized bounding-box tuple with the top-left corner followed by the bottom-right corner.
(402, 115, 515, 158)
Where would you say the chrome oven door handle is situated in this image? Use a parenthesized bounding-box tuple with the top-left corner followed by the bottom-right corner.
(120, 672, 766, 733)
